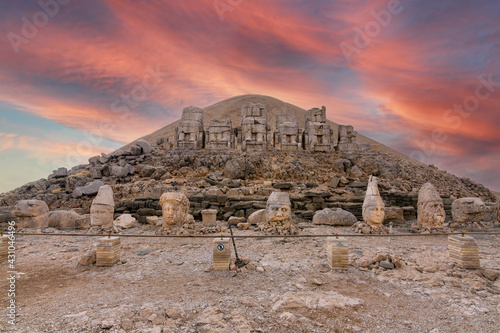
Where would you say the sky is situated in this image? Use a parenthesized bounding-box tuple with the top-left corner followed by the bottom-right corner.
(0, 0, 499, 194)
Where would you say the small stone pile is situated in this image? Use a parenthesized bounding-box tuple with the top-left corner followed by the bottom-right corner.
(357, 253, 403, 270)
(352, 222, 390, 234)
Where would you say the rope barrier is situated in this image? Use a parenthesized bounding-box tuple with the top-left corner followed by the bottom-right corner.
(12, 231, 500, 239)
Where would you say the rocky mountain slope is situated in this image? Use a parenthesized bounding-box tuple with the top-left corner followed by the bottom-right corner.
(0, 95, 496, 225)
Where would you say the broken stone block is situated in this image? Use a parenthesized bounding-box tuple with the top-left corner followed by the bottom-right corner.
(452, 197, 485, 224)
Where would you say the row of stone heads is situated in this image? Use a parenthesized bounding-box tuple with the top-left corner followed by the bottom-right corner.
(9, 181, 500, 229)
(175, 104, 358, 151)
(362, 176, 497, 228)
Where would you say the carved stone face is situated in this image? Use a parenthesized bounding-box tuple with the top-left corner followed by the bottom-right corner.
(363, 204, 385, 226)
(90, 204, 114, 227)
(266, 192, 292, 223)
(418, 201, 445, 227)
(267, 204, 291, 222)
(417, 183, 445, 227)
(160, 192, 190, 227)
(363, 176, 385, 226)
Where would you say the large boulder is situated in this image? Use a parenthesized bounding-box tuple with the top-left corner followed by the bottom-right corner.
(313, 208, 357, 226)
(135, 139, 154, 154)
(452, 197, 485, 223)
(48, 210, 81, 228)
(13, 200, 49, 228)
(73, 180, 105, 198)
(51, 167, 68, 178)
(495, 199, 500, 222)
(224, 158, 255, 180)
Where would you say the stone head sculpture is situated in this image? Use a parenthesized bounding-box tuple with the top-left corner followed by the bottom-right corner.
(417, 183, 445, 227)
(266, 192, 292, 223)
(362, 176, 385, 226)
(159, 192, 190, 227)
(90, 185, 115, 227)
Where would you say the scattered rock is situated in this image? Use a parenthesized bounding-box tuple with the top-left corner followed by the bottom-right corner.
(114, 214, 137, 229)
(78, 250, 96, 266)
(73, 180, 105, 198)
(380, 260, 395, 269)
(224, 158, 255, 180)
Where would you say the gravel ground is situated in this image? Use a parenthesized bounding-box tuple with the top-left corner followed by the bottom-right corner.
(0, 225, 499, 333)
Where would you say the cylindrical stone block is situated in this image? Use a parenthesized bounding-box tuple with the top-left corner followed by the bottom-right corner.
(202, 209, 218, 226)
(96, 237, 120, 267)
(213, 238, 231, 270)
(327, 237, 349, 270)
